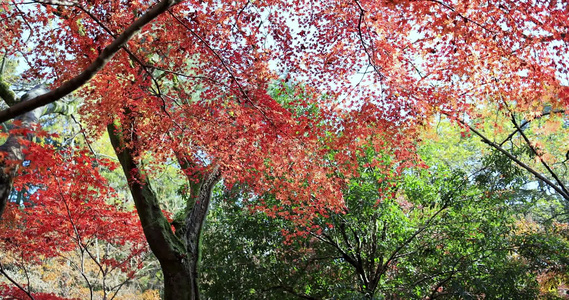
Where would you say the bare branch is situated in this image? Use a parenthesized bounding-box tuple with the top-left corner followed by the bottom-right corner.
(460, 119, 569, 201)
(509, 114, 569, 197)
(499, 109, 565, 146)
(0, 262, 36, 300)
(27, 0, 77, 5)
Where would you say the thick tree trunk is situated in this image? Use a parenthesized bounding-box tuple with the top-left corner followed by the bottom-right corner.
(162, 264, 193, 299)
(108, 120, 220, 300)
(108, 121, 193, 298)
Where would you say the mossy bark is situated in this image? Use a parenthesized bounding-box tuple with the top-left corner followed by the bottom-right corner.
(108, 121, 220, 300)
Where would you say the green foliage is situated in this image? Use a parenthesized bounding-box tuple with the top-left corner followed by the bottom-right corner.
(200, 185, 350, 299)
(199, 139, 547, 299)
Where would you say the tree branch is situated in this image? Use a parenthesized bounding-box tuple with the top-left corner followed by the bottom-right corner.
(0, 77, 17, 106)
(0, 262, 36, 300)
(509, 113, 569, 197)
(498, 109, 565, 146)
(184, 163, 221, 299)
(0, 0, 183, 123)
(460, 119, 569, 200)
(382, 201, 448, 274)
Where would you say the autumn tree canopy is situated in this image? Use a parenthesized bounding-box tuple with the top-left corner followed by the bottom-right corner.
(1, 0, 567, 202)
(0, 0, 568, 299)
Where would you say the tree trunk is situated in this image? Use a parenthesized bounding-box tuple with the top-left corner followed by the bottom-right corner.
(185, 165, 221, 299)
(162, 264, 193, 299)
(108, 120, 220, 300)
(0, 82, 219, 297)
(0, 86, 48, 219)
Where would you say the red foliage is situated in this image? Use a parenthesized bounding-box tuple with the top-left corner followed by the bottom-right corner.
(0, 284, 78, 300)
(0, 132, 147, 265)
(1, 0, 568, 257)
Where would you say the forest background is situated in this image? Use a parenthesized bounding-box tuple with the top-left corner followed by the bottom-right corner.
(0, 0, 568, 299)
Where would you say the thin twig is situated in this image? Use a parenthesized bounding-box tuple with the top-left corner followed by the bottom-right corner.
(0, 261, 36, 299)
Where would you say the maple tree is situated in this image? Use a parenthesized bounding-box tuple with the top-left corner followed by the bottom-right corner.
(0, 127, 150, 299)
(0, 0, 568, 299)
